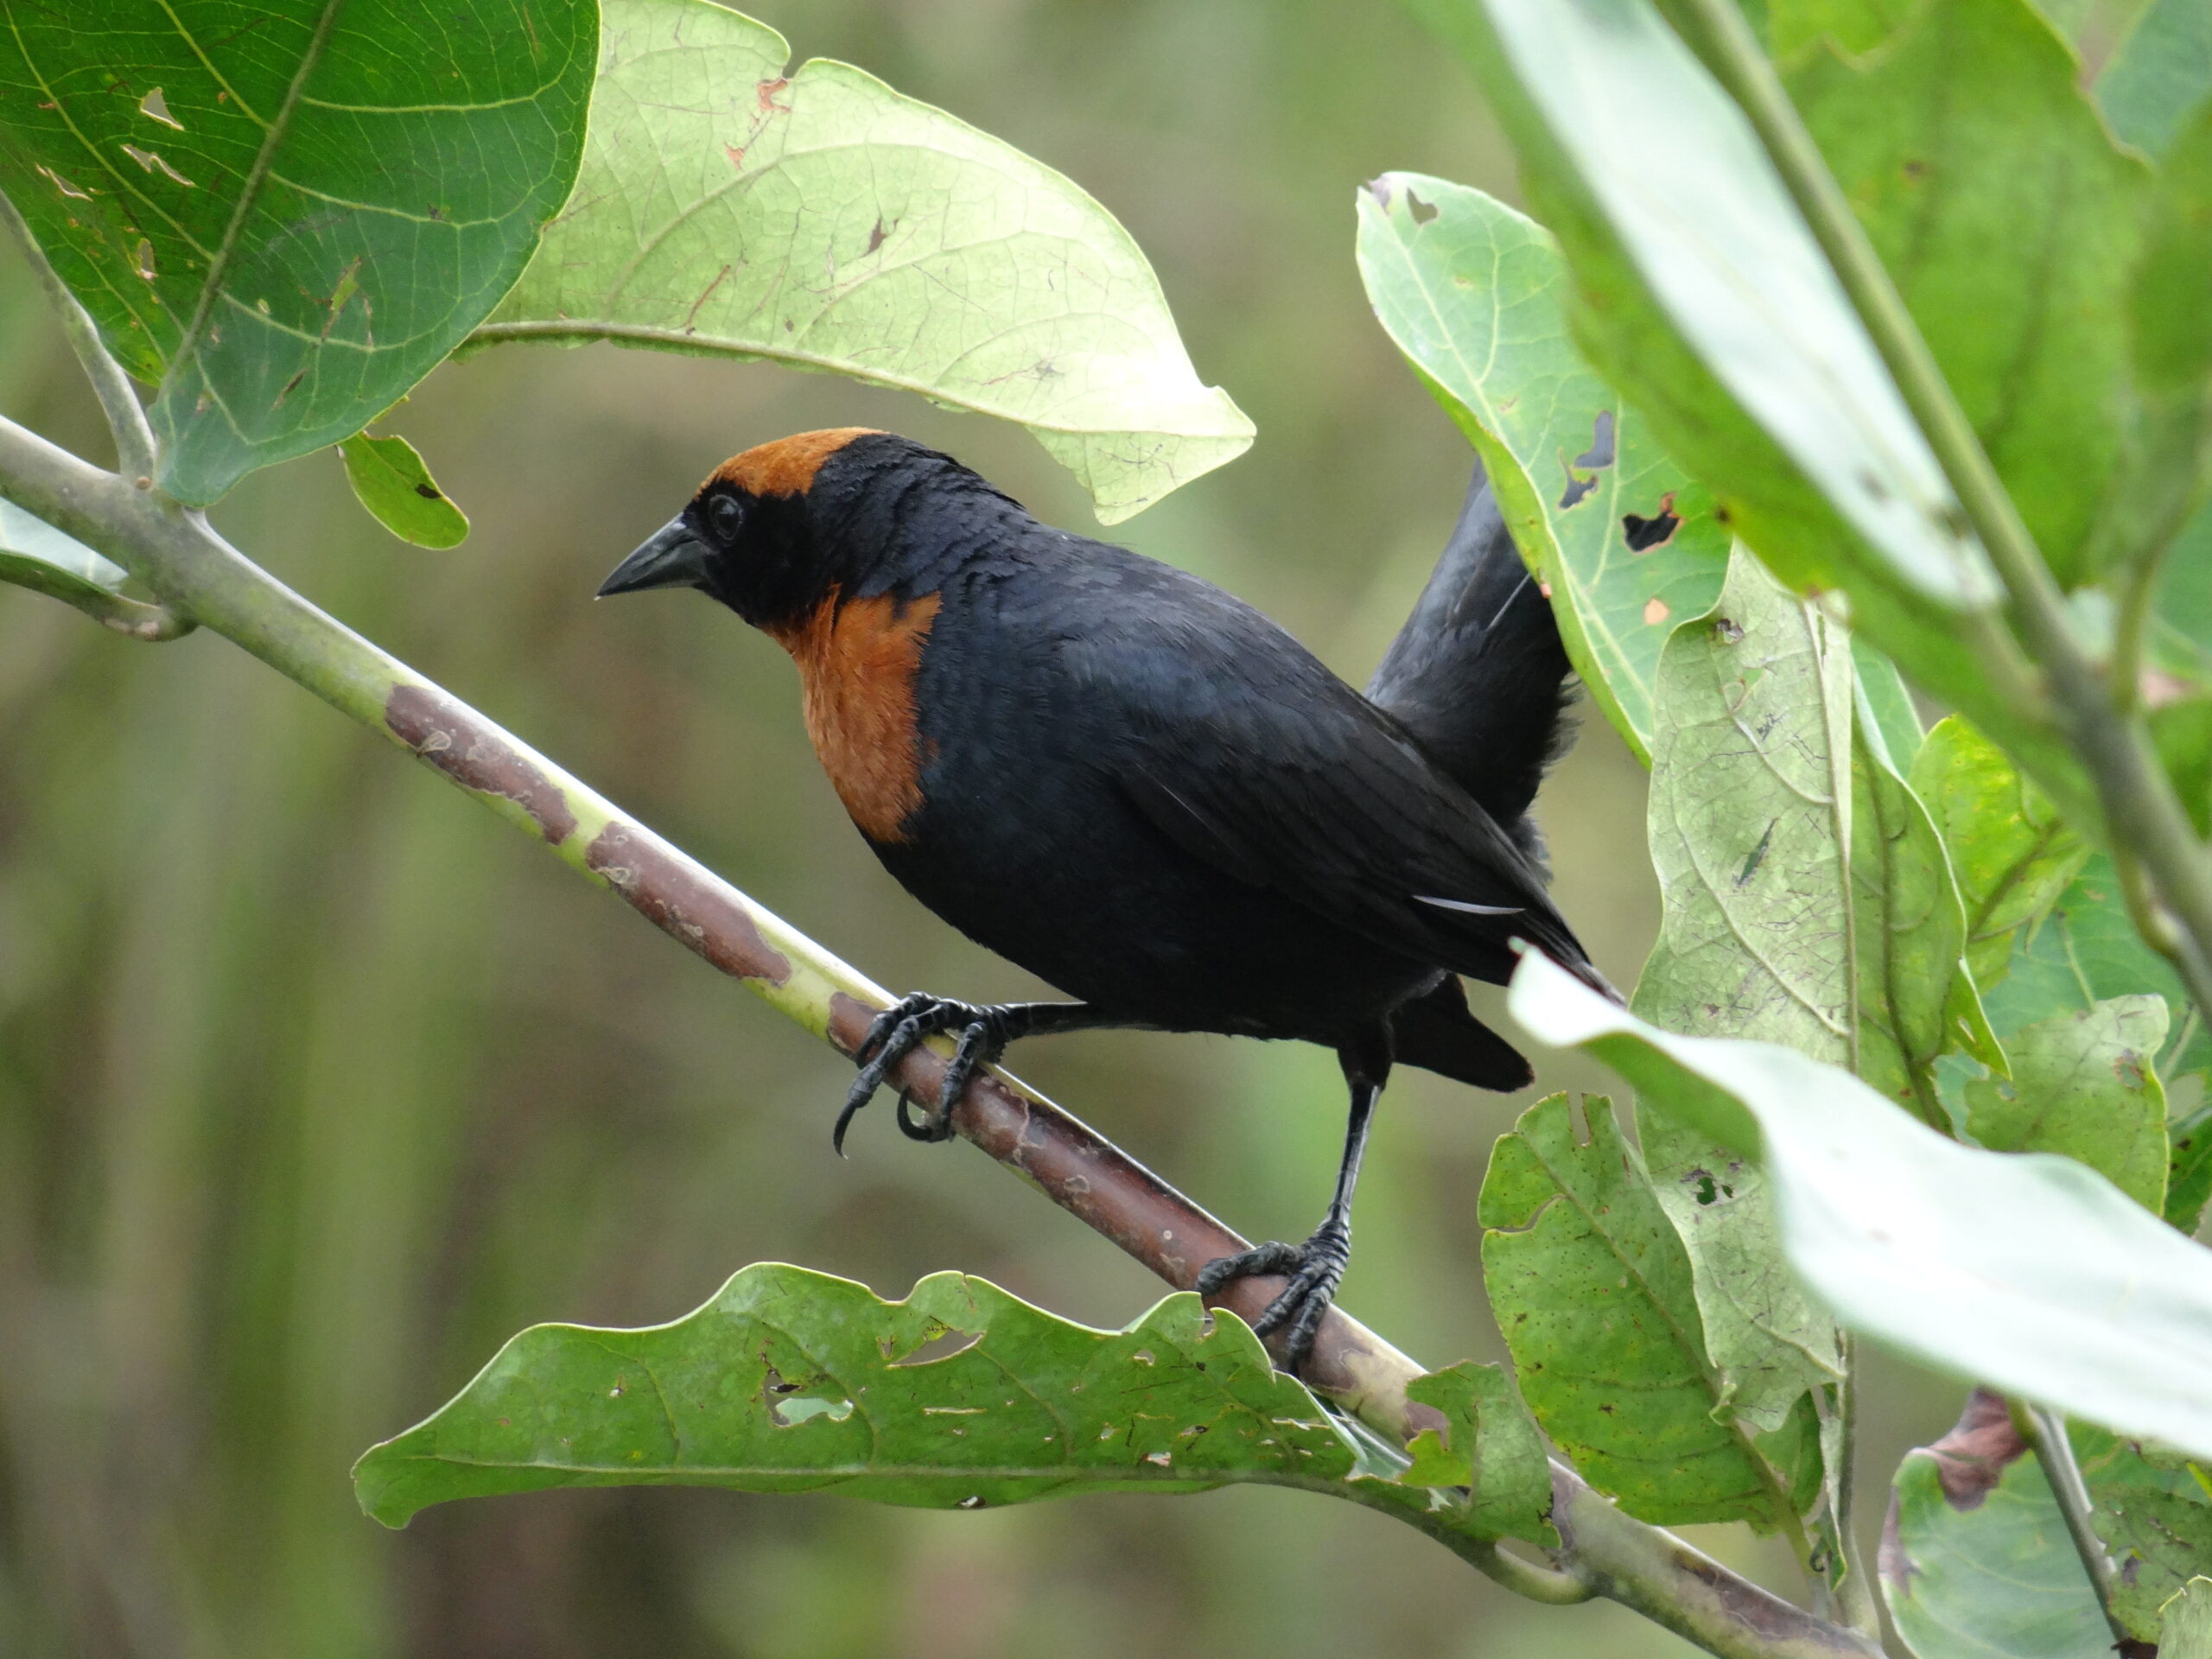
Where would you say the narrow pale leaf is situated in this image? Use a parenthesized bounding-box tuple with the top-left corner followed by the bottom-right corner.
(1509, 950, 2212, 1459)
(1353, 172, 1726, 760)
(0, 1, 595, 505)
(339, 435, 469, 550)
(479, 0, 1249, 523)
(0, 496, 128, 605)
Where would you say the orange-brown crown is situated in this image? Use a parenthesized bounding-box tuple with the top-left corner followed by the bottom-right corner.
(708, 428, 883, 499)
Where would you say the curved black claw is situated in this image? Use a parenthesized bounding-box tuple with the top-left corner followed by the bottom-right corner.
(834, 993, 1013, 1154)
(1195, 1222, 1352, 1372)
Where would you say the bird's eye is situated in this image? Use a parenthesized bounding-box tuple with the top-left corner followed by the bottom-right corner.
(707, 493, 745, 543)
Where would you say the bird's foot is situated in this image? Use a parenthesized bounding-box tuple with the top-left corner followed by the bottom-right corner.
(1195, 1219, 1351, 1371)
(836, 993, 1017, 1154)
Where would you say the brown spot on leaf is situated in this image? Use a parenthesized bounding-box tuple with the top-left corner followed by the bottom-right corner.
(1643, 596, 1670, 627)
(866, 216, 887, 254)
(386, 684, 579, 843)
(584, 822, 794, 984)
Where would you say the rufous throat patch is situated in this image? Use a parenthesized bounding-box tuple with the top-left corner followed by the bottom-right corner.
(770, 589, 941, 842)
(711, 428, 882, 499)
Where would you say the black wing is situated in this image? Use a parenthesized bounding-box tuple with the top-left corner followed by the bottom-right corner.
(1071, 575, 1605, 995)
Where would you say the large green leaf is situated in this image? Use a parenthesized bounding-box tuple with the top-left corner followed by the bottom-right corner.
(1508, 950, 2212, 1459)
(1353, 171, 1726, 760)
(1786, 0, 2152, 585)
(1478, 1092, 1819, 1529)
(2099, 0, 2212, 159)
(1910, 716, 2090, 989)
(0, 0, 595, 505)
(1399, 1362, 1558, 1545)
(1629, 550, 1850, 1442)
(2073, 1421, 2212, 1642)
(354, 1264, 1554, 1546)
(472, 0, 1249, 524)
(1879, 1389, 2110, 1659)
(1966, 997, 2171, 1212)
(1413, 0, 2093, 827)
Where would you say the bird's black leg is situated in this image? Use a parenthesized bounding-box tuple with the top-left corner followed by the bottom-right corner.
(836, 997, 1140, 1154)
(1197, 1030, 1391, 1372)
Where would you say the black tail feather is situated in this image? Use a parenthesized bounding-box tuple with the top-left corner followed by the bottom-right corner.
(1365, 457, 1575, 846)
(1389, 975, 1534, 1092)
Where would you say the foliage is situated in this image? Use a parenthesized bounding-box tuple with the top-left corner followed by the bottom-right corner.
(7, 0, 2212, 1655)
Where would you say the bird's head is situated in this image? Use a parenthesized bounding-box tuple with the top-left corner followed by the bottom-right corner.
(598, 428, 1011, 632)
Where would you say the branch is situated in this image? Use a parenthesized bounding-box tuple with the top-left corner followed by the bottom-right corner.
(2011, 1401, 2131, 1649)
(0, 408, 1878, 1659)
(1670, 0, 2212, 1019)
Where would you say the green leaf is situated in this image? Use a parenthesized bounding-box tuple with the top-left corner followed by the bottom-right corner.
(338, 434, 469, 550)
(2161, 1575, 2212, 1658)
(1910, 716, 2091, 989)
(1508, 950, 2212, 1459)
(1787, 0, 2153, 585)
(2157, 498, 2212, 685)
(1767, 0, 1917, 58)
(1852, 689, 1976, 1128)
(1352, 171, 1726, 760)
(1879, 1389, 2110, 1659)
(0, 1, 596, 506)
(2169, 1102, 2212, 1233)
(1629, 550, 1850, 1437)
(2074, 1421, 2212, 1642)
(357, 1266, 1376, 1528)
(1966, 996, 2171, 1212)
(1400, 1362, 1557, 1544)
(474, 0, 1249, 524)
(1478, 1092, 1819, 1529)
(1854, 636, 1926, 767)
(1414, 0, 2094, 827)
(1983, 855, 2210, 1084)
(2099, 0, 2212, 158)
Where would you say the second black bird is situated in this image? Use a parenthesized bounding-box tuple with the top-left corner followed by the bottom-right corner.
(600, 428, 1611, 1367)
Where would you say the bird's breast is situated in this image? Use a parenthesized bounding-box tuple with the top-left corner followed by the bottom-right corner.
(770, 591, 942, 842)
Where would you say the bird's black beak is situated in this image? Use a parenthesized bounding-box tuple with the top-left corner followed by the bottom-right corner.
(599, 517, 711, 598)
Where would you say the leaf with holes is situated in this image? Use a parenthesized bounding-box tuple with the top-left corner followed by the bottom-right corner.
(1879, 1390, 2110, 1659)
(1509, 951, 2212, 1459)
(1408, 0, 2095, 827)
(1478, 1091, 1821, 1529)
(339, 433, 468, 549)
(472, 0, 1249, 524)
(0, 0, 596, 505)
(1399, 1362, 1557, 1545)
(1354, 172, 1726, 761)
(353, 1262, 1538, 1543)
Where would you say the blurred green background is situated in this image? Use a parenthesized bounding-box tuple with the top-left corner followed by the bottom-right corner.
(0, 2, 1967, 1652)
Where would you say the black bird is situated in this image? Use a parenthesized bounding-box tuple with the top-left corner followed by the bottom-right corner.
(600, 428, 1609, 1366)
